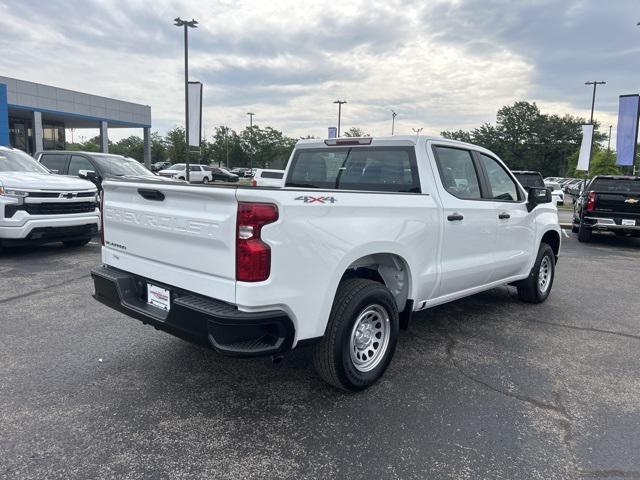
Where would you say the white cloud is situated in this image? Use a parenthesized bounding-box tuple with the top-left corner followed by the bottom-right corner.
(0, 0, 636, 143)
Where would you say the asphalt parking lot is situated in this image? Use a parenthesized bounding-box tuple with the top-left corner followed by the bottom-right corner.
(2, 233, 640, 480)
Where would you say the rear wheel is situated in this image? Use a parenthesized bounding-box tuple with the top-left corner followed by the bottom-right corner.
(571, 224, 579, 233)
(62, 238, 91, 248)
(202, 177, 210, 184)
(578, 223, 592, 243)
(313, 278, 399, 391)
(516, 243, 555, 303)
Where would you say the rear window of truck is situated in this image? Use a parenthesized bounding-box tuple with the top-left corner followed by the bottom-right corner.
(285, 147, 420, 193)
(260, 171, 284, 179)
(513, 172, 545, 188)
(589, 178, 640, 193)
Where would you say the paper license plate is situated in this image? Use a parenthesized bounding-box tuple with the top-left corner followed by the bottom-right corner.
(621, 219, 636, 226)
(147, 284, 170, 311)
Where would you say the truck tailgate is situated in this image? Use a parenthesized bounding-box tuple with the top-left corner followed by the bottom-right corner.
(101, 180, 238, 303)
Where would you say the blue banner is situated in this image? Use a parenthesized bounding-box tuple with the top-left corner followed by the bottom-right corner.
(616, 94, 640, 167)
(0, 84, 8, 147)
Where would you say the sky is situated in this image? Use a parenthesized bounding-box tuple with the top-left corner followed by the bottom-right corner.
(1, 0, 639, 143)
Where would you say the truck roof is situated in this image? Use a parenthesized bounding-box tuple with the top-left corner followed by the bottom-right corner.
(294, 135, 488, 151)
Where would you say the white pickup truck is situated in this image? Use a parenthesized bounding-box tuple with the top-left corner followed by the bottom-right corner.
(0, 146, 99, 252)
(91, 136, 560, 391)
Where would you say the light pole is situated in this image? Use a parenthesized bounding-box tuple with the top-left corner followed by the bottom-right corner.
(391, 110, 397, 135)
(333, 100, 347, 137)
(585, 81, 606, 125)
(412, 127, 423, 138)
(247, 112, 255, 171)
(174, 16, 198, 182)
(607, 125, 612, 152)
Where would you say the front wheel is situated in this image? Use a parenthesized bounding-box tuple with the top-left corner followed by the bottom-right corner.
(313, 278, 399, 391)
(516, 243, 555, 303)
(202, 177, 209, 184)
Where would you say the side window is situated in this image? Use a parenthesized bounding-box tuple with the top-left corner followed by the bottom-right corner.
(478, 154, 520, 201)
(433, 146, 481, 200)
(190, 165, 200, 172)
(40, 154, 67, 174)
(68, 155, 95, 177)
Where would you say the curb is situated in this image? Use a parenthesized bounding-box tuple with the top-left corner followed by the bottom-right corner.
(560, 223, 572, 230)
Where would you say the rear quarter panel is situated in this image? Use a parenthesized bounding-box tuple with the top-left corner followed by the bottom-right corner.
(235, 188, 439, 342)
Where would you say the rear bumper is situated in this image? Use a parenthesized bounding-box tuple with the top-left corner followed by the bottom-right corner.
(91, 265, 295, 357)
(583, 216, 640, 231)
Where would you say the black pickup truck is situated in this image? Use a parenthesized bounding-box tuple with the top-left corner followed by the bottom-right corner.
(572, 175, 640, 242)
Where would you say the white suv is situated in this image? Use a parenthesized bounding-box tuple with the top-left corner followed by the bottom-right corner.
(0, 146, 99, 252)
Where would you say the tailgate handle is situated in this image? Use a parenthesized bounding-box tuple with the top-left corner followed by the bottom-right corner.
(138, 189, 165, 201)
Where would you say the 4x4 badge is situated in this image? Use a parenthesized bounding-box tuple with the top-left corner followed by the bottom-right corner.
(294, 196, 337, 204)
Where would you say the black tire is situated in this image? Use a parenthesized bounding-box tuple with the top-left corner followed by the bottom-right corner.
(578, 223, 592, 243)
(571, 224, 579, 233)
(516, 243, 555, 304)
(62, 238, 91, 248)
(313, 278, 399, 392)
(202, 177, 210, 184)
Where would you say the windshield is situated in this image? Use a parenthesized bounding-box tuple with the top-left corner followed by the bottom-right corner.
(0, 149, 50, 174)
(93, 156, 154, 177)
(589, 178, 640, 194)
(514, 173, 545, 188)
(546, 183, 560, 190)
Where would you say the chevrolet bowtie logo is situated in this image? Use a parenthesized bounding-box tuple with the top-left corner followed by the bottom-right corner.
(625, 198, 638, 204)
(59, 192, 77, 199)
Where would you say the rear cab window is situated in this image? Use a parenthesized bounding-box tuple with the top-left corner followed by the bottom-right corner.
(589, 178, 640, 193)
(261, 171, 284, 179)
(285, 147, 421, 193)
(513, 172, 545, 188)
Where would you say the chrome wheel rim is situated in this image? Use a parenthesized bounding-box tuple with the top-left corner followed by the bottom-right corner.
(538, 256, 552, 293)
(349, 304, 390, 372)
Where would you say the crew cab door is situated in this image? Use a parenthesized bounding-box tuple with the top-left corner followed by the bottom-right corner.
(475, 153, 536, 280)
(431, 145, 497, 297)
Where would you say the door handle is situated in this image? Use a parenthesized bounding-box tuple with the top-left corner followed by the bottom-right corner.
(447, 213, 464, 221)
(137, 189, 165, 201)
(498, 212, 511, 219)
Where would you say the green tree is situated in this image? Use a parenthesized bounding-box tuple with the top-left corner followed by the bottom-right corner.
(343, 127, 369, 137)
(239, 125, 296, 169)
(441, 101, 606, 176)
(566, 146, 621, 177)
(110, 136, 144, 160)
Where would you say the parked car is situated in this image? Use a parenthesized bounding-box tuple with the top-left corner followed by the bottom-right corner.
(157, 163, 210, 183)
(91, 135, 559, 391)
(563, 179, 581, 194)
(566, 179, 585, 196)
(544, 177, 563, 183)
(544, 182, 564, 205)
(572, 175, 640, 242)
(0, 146, 99, 252)
(205, 166, 240, 183)
(36, 150, 155, 192)
(512, 170, 546, 189)
(230, 167, 249, 176)
(251, 169, 285, 187)
(151, 161, 172, 173)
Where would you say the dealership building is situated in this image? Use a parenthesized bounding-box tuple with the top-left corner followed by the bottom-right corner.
(0, 76, 152, 164)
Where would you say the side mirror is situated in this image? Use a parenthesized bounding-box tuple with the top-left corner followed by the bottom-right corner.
(527, 187, 552, 212)
(78, 170, 97, 181)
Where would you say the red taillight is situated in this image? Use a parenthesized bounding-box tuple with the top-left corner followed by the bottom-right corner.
(586, 191, 596, 212)
(236, 202, 278, 282)
(250, 179, 257, 187)
(99, 190, 105, 245)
